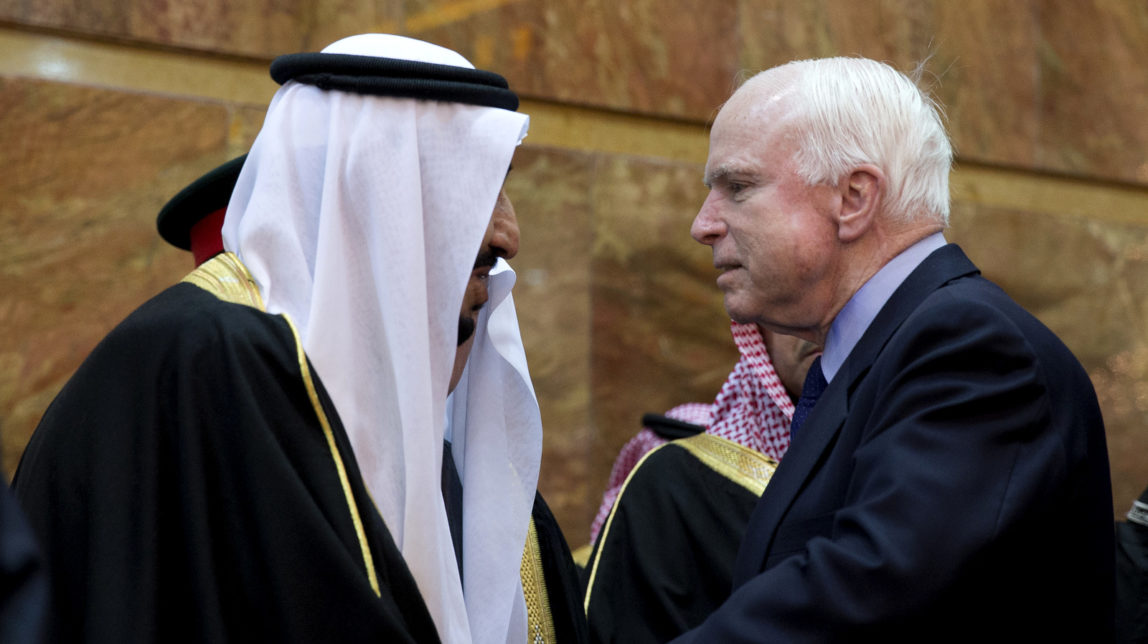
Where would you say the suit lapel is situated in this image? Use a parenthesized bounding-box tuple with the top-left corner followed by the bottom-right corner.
(733, 245, 981, 582)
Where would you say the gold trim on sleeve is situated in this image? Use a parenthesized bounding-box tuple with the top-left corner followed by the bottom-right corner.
(674, 433, 778, 496)
(182, 252, 381, 597)
(520, 518, 557, 644)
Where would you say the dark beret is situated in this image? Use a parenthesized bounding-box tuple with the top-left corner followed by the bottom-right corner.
(156, 154, 246, 250)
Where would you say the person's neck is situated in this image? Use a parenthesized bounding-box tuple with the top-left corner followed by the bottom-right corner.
(803, 222, 945, 346)
(846, 220, 941, 292)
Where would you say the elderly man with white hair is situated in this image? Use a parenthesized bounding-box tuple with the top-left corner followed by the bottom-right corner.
(14, 34, 583, 644)
(668, 56, 1114, 642)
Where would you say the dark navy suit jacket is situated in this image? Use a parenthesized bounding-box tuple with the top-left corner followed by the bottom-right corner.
(673, 244, 1114, 642)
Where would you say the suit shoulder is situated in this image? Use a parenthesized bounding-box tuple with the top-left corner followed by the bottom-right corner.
(884, 274, 1099, 427)
(917, 275, 1086, 370)
(920, 274, 1029, 324)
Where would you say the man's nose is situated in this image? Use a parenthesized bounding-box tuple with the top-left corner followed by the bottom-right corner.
(690, 191, 726, 245)
(491, 195, 520, 260)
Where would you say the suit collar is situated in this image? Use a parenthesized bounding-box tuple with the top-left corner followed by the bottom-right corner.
(821, 232, 947, 383)
(835, 244, 979, 388)
(734, 244, 981, 581)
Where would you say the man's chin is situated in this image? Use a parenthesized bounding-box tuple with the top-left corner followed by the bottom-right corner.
(723, 294, 759, 325)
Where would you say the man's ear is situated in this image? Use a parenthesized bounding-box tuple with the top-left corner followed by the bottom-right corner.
(836, 165, 884, 243)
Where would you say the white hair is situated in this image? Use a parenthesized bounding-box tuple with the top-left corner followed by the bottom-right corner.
(744, 57, 953, 226)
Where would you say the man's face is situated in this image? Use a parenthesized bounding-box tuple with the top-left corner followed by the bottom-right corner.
(449, 186, 519, 392)
(760, 326, 821, 402)
(691, 84, 843, 336)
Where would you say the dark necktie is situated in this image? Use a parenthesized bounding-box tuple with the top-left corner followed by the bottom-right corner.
(441, 439, 464, 583)
(789, 356, 827, 441)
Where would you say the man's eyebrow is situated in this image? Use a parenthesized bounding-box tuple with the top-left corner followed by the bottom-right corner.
(473, 249, 498, 269)
(703, 166, 733, 189)
(704, 165, 755, 189)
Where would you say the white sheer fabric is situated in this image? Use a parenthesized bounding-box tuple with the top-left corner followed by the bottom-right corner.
(447, 260, 541, 643)
(221, 34, 534, 643)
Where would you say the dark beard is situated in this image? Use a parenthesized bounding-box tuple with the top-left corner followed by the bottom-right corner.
(457, 316, 476, 346)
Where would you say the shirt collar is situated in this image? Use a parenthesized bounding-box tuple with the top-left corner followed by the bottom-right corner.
(821, 231, 947, 383)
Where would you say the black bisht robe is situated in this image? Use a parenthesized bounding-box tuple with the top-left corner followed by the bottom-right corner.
(526, 492, 589, 644)
(14, 264, 439, 642)
(582, 430, 777, 644)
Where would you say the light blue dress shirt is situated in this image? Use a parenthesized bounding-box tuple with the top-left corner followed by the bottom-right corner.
(820, 232, 947, 383)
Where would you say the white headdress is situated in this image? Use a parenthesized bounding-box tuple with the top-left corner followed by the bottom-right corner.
(221, 34, 535, 643)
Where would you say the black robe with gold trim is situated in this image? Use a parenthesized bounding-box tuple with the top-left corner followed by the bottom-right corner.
(14, 254, 440, 642)
(523, 492, 589, 644)
(582, 434, 777, 644)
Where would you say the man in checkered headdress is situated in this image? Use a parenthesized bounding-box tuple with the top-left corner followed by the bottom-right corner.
(582, 321, 818, 642)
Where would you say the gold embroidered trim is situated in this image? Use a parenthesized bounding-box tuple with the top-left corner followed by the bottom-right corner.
(180, 252, 264, 310)
(582, 443, 666, 613)
(182, 252, 381, 597)
(520, 518, 557, 644)
(583, 434, 778, 613)
(282, 315, 381, 597)
(674, 433, 778, 497)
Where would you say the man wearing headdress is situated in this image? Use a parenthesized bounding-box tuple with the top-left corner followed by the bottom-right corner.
(14, 34, 577, 643)
(154, 145, 584, 644)
(582, 323, 817, 642)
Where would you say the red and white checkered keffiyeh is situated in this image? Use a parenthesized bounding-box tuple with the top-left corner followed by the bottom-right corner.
(589, 321, 795, 542)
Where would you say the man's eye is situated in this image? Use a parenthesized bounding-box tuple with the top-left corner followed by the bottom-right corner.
(474, 272, 491, 284)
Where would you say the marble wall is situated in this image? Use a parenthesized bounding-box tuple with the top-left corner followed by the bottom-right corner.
(5, 0, 1145, 183)
(0, 76, 263, 472)
(2, 0, 1147, 543)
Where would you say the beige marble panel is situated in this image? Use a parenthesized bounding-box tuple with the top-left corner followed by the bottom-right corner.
(403, 0, 740, 120)
(951, 164, 1148, 228)
(932, 0, 1039, 169)
(738, 0, 937, 71)
(1037, 1, 1148, 184)
(949, 204, 1148, 516)
(2, 0, 740, 117)
(0, 0, 131, 38)
(738, 0, 1041, 171)
(506, 145, 596, 538)
(0, 0, 312, 57)
(0, 29, 278, 108)
(586, 156, 739, 540)
(306, 0, 404, 51)
(128, 0, 307, 55)
(0, 78, 247, 474)
(522, 101, 707, 165)
(737, 0, 1148, 186)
